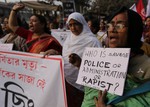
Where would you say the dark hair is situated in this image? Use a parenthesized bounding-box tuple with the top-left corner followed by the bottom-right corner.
(87, 17, 100, 34)
(20, 18, 29, 29)
(90, 18, 100, 28)
(108, 6, 144, 55)
(4, 16, 22, 27)
(17, 16, 22, 27)
(32, 14, 51, 34)
(0, 24, 3, 36)
(145, 16, 150, 21)
(91, 19, 100, 34)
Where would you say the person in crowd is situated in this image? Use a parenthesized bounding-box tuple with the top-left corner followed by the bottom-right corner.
(63, 12, 102, 107)
(87, 17, 99, 34)
(140, 16, 150, 57)
(0, 23, 4, 39)
(58, 21, 64, 30)
(87, 17, 108, 47)
(143, 16, 150, 44)
(49, 21, 55, 30)
(0, 16, 26, 51)
(97, 19, 107, 46)
(1, 17, 17, 43)
(87, 18, 100, 36)
(99, 19, 106, 32)
(69, 6, 150, 107)
(9, 3, 62, 54)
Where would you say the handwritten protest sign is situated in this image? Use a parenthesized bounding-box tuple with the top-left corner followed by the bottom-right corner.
(76, 47, 130, 96)
(0, 51, 67, 107)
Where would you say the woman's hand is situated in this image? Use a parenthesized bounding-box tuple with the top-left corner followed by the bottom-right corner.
(42, 49, 60, 57)
(94, 90, 113, 107)
(69, 53, 81, 68)
(12, 3, 25, 11)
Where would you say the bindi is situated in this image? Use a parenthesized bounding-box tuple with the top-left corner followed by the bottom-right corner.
(114, 17, 118, 21)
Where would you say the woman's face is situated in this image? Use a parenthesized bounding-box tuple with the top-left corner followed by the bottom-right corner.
(29, 15, 44, 33)
(107, 12, 128, 48)
(68, 19, 83, 36)
(49, 23, 54, 29)
(88, 20, 95, 33)
(145, 18, 150, 26)
(3, 18, 11, 33)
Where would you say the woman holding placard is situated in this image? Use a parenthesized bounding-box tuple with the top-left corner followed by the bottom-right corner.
(69, 6, 150, 107)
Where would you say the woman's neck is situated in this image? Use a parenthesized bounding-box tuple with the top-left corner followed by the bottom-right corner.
(32, 31, 46, 39)
(35, 31, 45, 36)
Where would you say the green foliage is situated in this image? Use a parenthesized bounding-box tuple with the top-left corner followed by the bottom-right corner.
(74, 0, 148, 19)
(90, 0, 135, 16)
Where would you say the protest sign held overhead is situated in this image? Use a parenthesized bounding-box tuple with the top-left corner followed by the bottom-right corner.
(76, 47, 130, 96)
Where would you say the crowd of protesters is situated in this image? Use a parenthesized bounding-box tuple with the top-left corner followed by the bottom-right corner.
(0, 2, 150, 107)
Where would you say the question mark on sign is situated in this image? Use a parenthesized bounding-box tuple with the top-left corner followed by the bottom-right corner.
(114, 82, 119, 91)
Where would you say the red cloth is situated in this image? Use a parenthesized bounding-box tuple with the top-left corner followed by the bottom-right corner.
(136, 0, 146, 20)
(15, 27, 32, 42)
(15, 27, 62, 54)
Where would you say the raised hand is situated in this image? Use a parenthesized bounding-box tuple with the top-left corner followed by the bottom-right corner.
(12, 3, 25, 11)
(42, 49, 60, 58)
(69, 53, 81, 68)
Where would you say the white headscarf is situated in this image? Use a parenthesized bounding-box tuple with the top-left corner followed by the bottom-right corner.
(66, 12, 92, 35)
(63, 12, 102, 91)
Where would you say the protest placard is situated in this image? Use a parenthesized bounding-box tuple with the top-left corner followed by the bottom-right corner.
(0, 44, 13, 51)
(0, 50, 67, 107)
(51, 29, 70, 46)
(76, 47, 130, 96)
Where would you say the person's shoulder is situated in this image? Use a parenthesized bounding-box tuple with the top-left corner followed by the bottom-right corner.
(142, 42, 150, 46)
(141, 42, 150, 57)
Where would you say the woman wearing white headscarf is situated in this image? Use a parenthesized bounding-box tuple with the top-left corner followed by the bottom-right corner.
(63, 12, 102, 107)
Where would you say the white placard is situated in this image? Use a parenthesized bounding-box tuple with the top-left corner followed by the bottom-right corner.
(76, 47, 130, 96)
(0, 44, 13, 51)
(51, 29, 70, 46)
(0, 51, 67, 107)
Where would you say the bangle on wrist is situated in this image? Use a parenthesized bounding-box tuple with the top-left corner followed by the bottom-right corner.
(12, 9, 17, 12)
